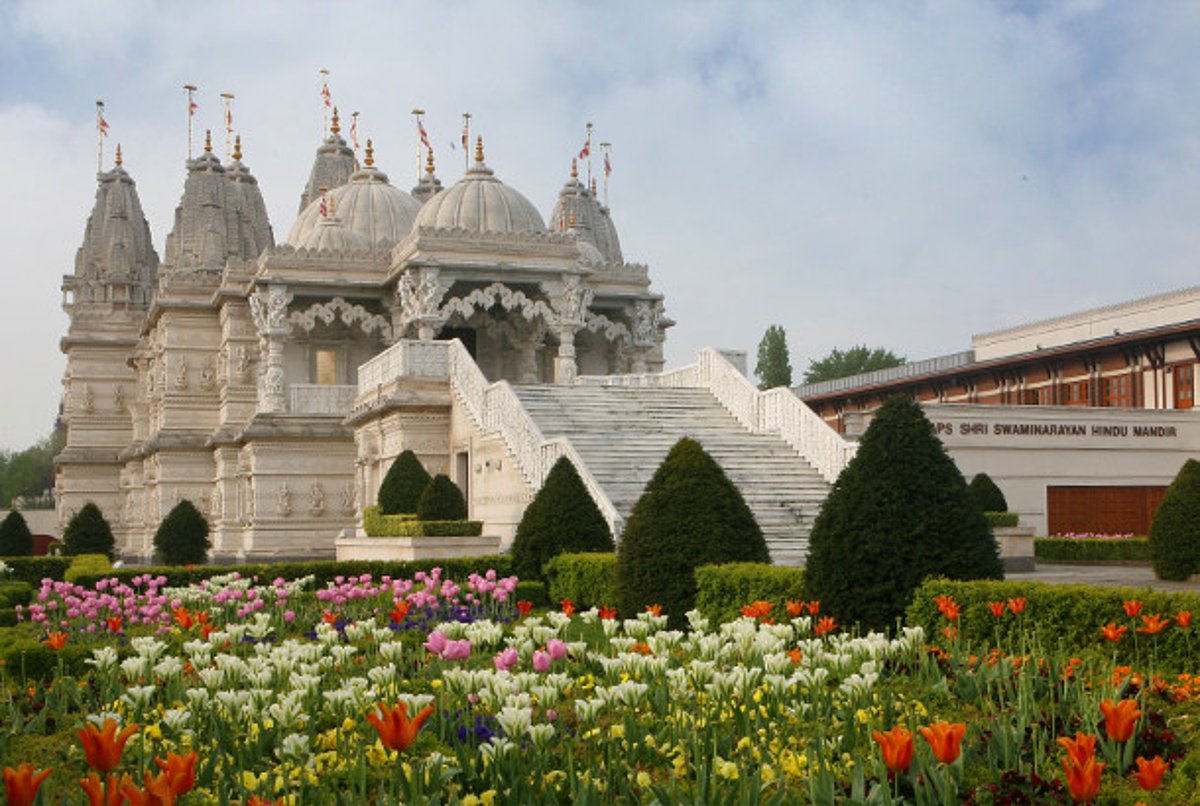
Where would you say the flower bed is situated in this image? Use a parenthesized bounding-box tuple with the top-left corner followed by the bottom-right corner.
(1, 568, 1198, 802)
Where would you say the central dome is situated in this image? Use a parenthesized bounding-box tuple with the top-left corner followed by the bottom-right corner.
(414, 139, 545, 234)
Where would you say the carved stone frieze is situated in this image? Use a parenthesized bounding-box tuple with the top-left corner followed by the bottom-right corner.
(290, 297, 392, 342)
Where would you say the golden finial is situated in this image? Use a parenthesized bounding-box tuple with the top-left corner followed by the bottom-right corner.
(590, 177, 597, 196)
(475, 135, 484, 163)
(568, 208, 576, 229)
(364, 138, 374, 167)
(571, 158, 578, 179)
(329, 193, 337, 214)
(331, 107, 341, 135)
(204, 129, 213, 152)
(426, 148, 435, 175)
(232, 134, 242, 162)
(115, 144, 123, 167)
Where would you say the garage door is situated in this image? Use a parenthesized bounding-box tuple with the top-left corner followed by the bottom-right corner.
(1046, 486, 1166, 536)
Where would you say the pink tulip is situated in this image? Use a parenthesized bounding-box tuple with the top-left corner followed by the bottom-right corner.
(494, 648, 519, 671)
(547, 639, 567, 661)
(533, 650, 551, 672)
(423, 630, 448, 655)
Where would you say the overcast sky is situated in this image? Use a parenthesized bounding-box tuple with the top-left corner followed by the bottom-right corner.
(2, 1, 1199, 452)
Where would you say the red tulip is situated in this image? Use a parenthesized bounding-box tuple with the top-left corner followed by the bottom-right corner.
(367, 700, 434, 752)
(1133, 755, 1168, 791)
(1136, 613, 1169, 635)
(561, 599, 576, 617)
(80, 772, 131, 806)
(42, 631, 68, 650)
(1099, 698, 1141, 743)
(1007, 597, 1027, 615)
(78, 718, 140, 773)
(597, 605, 617, 620)
(1175, 610, 1192, 629)
(389, 600, 411, 624)
(516, 600, 533, 617)
(1062, 753, 1104, 803)
(1057, 732, 1098, 767)
(1099, 623, 1127, 642)
(1123, 599, 1143, 618)
(786, 600, 804, 617)
(814, 616, 838, 637)
(3, 763, 52, 806)
(644, 603, 662, 616)
(988, 601, 1006, 618)
(872, 726, 914, 772)
(153, 751, 197, 795)
(919, 721, 967, 764)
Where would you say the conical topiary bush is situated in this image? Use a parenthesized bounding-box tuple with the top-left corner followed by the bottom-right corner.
(0, 510, 34, 556)
(968, 472, 1009, 513)
(1149, 458, 1200, 581)
(510, 456, 614, 582)
(62, 502, 116, 560)
(617, 437, 770, 628)
(416, 474, 467, 521)
(377, 450, 432, 514)
(154, 499, 212, 566)
(804, 396, 1003, 632)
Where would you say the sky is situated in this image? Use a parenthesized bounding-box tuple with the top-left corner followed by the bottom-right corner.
(1, 0, 1199, 452)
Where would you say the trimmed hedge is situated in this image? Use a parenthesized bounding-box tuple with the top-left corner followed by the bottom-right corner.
(0, 580, 33, 607)
(0, 510, 35, 556)
(417, 474, 467, 521)
(694, 563, 807, 625)
(514, 580, 550, 608)
(510, 456, 614, 582)
(154, 499, 211, 565)
(0, 633, 96, 681)
(64, 554, 113, 583)
(362, 506, 481, 537)
(544, 552, 619, 610)
(1035, 537, 1152, 564)
(985, 512, 1019, 529)
(63, 502, 116, 559)
(906, 577, 1200, 672)
(968, 472, 1008, 513)
(378, 450, 431, 515)
(1150, 458, 1200, 581)
(72, 556, 514, 589)
(1, 557, 72, 585)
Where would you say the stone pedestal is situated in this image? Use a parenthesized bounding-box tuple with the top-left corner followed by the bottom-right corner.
(335, 532, 501, 561)
(995, 525, 1036, 573)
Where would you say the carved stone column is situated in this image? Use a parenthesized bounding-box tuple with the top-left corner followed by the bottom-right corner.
(630, 299, 663, 375)
(395, 267, 448, 342)
(249, 285, 293, 414)
(552, 274, 592, 385)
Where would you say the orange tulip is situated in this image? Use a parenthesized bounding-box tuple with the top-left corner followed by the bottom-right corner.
(919, 721, 967, 764)
(320, 610, 339, 625)
(78, 718, 140, 773)
(106, 616, 124, 633)
(934, 594, 960, 621)
(1123, 599, 1143, 618)
(872, 726, 915, 772)
(1136, 613, 1169, 635)
(988, 601, 1006, 618)
(1057, 732, 1098, 767)
(1175, 610, 1192, 629)
(598, 605, 618, 620)
(807, 600, 820, 615)
(1099, 698, 1141, 743)
(1133, 755, 1168, 791)
(644, 603, 662, 617)
(813, 616, 838, 637)
(1007, 597, 1027, 615)
(42, 631, 68, 650)
(172, 606, 194, 629)
(786, 600, 804, 618)
(80, 772, 131, 806)
(788, 647, 802, 665)
(1099, 623, 1127, 642)
(153, 751, 197, 795)
(561, 599, 576, 617)
(740, 600, 773, 619)
(389, 600, 411, 624)
(120, 769, 178, 806)
(366, 700, 434, 752)
(3, 763, 52, 806)
(1062, 753, 1104, 803)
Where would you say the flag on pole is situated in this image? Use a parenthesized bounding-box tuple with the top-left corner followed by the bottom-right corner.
(189, 97, 198, 116)
(418, 120, 431, 150)
(97, 106, 110, 137)
(322, 83, 332, 108)
(319, 194, 328, 218)
(604, 151, 612, 177)
(461, 122, 469, 149)
(350, 113, 360, 150)
(578, 138, 590, 160)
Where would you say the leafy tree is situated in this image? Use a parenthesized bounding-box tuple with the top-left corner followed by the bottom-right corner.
(968, 473, 1009, 513)
(417, 474, 467, 521)
(802, 345, 905, 384)
(1148, 459, 1200, 582)
(618, 438, 770, 628)
(377, 450, 432, 514)
(0, 428, 65, 507)
(0, 510, 34, 556)
(62, 502, 116, 560)
(803, 396, 1003, 632)
(510, 456, 614, 581)
(755, 325, 793, 390)
(154, 499, 212, 565)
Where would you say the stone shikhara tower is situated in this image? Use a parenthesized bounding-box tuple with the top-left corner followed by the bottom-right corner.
(57, 112, 670, 562)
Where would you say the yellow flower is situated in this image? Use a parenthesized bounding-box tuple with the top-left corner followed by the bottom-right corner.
(462, 797, 480, 806)
(610, 724, 624, 739)
(636, 771, 652, 788)
(480, 791, 497, 806)
(241, 770, 259, 791)
(760, 763, 776, 784)
(855, 709, 869, 725)
(145, 723, 163, 740)
(341, 717, 356, 732)
(715, 756, 739, 781)
(673, 754, 688, 777)
(737, 736, 753, 752)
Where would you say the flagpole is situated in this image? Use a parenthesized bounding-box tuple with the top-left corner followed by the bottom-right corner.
(585, 122, 594, 189)
(320, 68, 330, 137)
(220, 92, 234, 161)
(462, 112, 471, 172)
(184, 85, 198, 159)
(412, 108, 425, 183)
(95, 101, 106, 173)
(600, 141, 611, 207)
(351, 111, 361, 168)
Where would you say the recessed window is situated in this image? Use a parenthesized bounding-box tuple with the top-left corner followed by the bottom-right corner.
(315, 349, 338, 385)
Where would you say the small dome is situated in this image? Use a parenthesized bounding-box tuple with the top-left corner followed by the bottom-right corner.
(297, 213, 370, 253)
(287, 150, 421, 249)
(414, 138, 545, 234)
(549, 164, 623, 263)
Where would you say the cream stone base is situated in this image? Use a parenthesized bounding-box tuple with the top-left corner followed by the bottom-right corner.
(995, 525, 1036, 573)
(335, 533, 501, 562)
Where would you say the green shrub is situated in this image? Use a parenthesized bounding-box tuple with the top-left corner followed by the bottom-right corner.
(64, 554, 112, 583)
(0, 609, 17, 627)
(906, 577, 1200, 672)
(968, 472, 1008, 513)
(0, 580, 33, 607)
(62, 502, 116, 559)
(0, 510, 35, 556)
(154, 499, 212, 565)
(804, 396, 1003, 633)
(985, 512, 1019, 528)
(362, 507, 482, 538)
(1, 557, 72, 585)
(1035, 537, 1152, 563)
(0, 634, 95, 681)
(511, 457, 614, 582)
(694, 563, 807, 625)
(1149, 458, 1200, 581)
(544, 552, 619, 609)
(378, 450, 432, 514)
(514, 580, 549, 607)
(618, 438, 770, 628)
(417, 475, 467, 521)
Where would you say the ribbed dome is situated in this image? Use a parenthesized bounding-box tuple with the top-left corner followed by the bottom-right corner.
(414, 140, 545, 234)
(297, 213, 370, 253)
(287, 161, 421, 249)
(549, 164, 623, 263)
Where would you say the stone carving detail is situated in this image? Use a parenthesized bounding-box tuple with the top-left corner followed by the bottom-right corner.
(80, 384, 95, 413)
(113, 384, 125, 411)
(440, 282, 556, 327)
(173, 356, 189, 390)
(553, 274, 594, 325)
(309, 482, 325, 516)
(234, 345, 254, 384)
(290, 297, 392, 341)
(249, 286, 294, 335)
(341, 483, 357, 516)
(250, 286, 293, 413)
(211, 487, 222, 519)
(277, 483, 292, 517)
(200, 356, 217, 391)
(395, 268, 450, 340)
(631, 300, 664, 346)
(585, 312, 632, 342)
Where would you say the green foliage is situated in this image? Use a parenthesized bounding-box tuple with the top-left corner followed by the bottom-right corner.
(71, 555, 514, 589)
(804, 396, 1003, 633)
(1035, 537, 1151, 563)
(417, 474, 467, 521)
(802, 345, 905, 384)
(968, 473, 1009, 513)
(694, 563, 807, 625)
(0, 427, 64, 508)
(544, 552, 619, 609)
(62, 502, 116, 559)
(154, 499, 212, 566)
(63, 554, 113, 583)
(906, 577, 1200, 672)
(618, 438, 770, 628)
(985, 512, 1019, 528)
(1149, 458, 1200, 581)
(514, 580, 549, 607)
(377, 450, 432, 514)
(0, 580, 33, 607)
(0, 510, 34, 556)
(511, 457, 614, 582)
(0, 633, 95, 681)
(362, 507, 482, 537)
(0, 557, 72, 585)
(755, 324, 793, 390)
